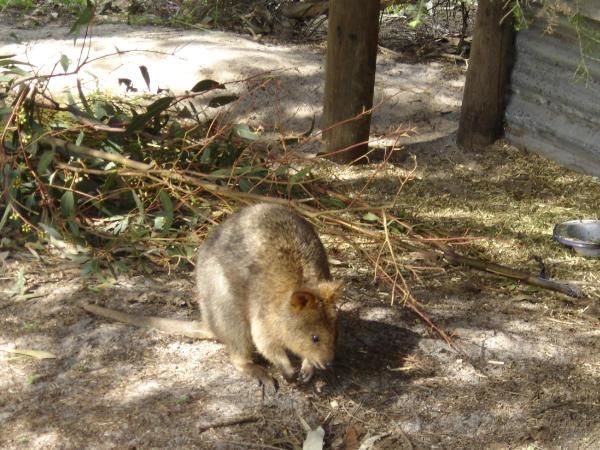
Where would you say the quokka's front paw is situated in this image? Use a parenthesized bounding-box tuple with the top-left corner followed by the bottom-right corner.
(298, 359, 315, 384)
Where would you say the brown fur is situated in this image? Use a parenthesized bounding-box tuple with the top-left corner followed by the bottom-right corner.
(81, 203, 341, 387)
(195, 203, 341, 386)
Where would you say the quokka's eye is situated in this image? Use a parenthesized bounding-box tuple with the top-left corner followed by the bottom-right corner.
(312, 335, 320, 343)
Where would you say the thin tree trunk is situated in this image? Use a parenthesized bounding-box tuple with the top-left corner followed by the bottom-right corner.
(322, 0, 380, 163)
(457, 0, 515, 149)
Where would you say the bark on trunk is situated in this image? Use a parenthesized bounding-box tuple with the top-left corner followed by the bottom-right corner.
(322, 0, 380, 163)
(457, 0, 515, 149)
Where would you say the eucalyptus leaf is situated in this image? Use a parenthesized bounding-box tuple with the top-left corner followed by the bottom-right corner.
(60, 191, 75, 217)
(208, 95, 238, 108)
(75, 130, 84, 146)
(126, 96, 174, 134)
(362, 212, 379, 222)
(132, 191, 145, 218)
(69, 0, 95, 38)
(239, 178, 251, 192)
(139, 65, 151, 91)
(80, 259, 100, 277)
(39, 223, 63, 240)
(158, 190, 174, 231)
(37, 150, 55, 175)
(191, 79, 224, 92)
(0, 58, 31, 67)
(290, 167, 311, 183)
(233, 124, 259, 141)
(320, 197, 346, 210)
(60, 54, 70, 72)
(154, 216, 166, 230)
(0, 203, 11, 232)
(67, 218, 80, 236)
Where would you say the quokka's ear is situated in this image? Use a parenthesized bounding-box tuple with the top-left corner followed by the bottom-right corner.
(318, 280, 343, 303)
(291, 290, 318, 311)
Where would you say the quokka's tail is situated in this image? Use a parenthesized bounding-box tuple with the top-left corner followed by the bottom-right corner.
(80, 302, 215, 339)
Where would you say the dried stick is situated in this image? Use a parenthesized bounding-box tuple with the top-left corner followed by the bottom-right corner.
(197, 415, 259, 433)
(41, 136, 152, 171)
(435, 245, 583, 298)
(313, 186, 584, 299)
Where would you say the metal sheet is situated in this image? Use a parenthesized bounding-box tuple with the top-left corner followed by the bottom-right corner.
(505, 3, 600, 177)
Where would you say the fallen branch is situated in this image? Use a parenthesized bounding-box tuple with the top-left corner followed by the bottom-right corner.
(437, 247, 583, 298)
(197, 415, 259, 433)
(41, 136, 152, 171)
(313, 186, 585, 299)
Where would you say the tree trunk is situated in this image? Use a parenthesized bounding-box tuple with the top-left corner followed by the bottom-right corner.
(457, 0, 515, 149)
(322, 0, 380, 163)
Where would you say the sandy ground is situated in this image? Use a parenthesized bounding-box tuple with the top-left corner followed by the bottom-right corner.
(0, 22, 463, 148)
(2, 20, 600, 450)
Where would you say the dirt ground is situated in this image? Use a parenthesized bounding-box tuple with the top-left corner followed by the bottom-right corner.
(2, 140, 600, 449)
(2, 11, 600, 450)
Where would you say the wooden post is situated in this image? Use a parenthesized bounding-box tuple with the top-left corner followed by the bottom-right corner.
(322, 0, 380, 163)
(457, 0, 515, 149)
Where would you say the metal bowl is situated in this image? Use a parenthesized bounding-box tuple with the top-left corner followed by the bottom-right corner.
(553, 220, 600, 257)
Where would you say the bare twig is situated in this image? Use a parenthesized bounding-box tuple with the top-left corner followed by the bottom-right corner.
(41, 136, 152, 171)
(197, 415, 259, 433)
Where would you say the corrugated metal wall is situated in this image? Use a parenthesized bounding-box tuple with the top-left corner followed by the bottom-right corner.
(505, 0, 600, 177)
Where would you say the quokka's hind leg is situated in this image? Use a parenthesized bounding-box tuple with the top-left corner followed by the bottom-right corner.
(229, 352, 278, 393)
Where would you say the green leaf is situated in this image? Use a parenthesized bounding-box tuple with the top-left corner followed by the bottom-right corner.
(93, 101, 116, 120)
(208, 95, 238, 108)
(39, 223, 63, 240)
(153, 216, 166, 230)
(75, 130, 84, 146)
(66, 104, 97, 122)
(0, 59, 30, 67)
(233, 124, 259, 141)
(60, 191, 75, 217)
(37, 150, 55, 175)
(69, 0, 95, 38)
(158, 190, 173, 231)
(0, 203, 11, 232)
(60, 54, 70, 72)
(147, 96, 175, 116)
(67, 218, 80, 236)
(132, 191, 145, 218)
(191, 79, 224, 93)
(320, 197, 347, 210)
(275, 165, 288, 177)
(239, 178, 252, 192)
(26, 141, 39, 156)
(199, 144, 215, 165)
(290, 167, 311, 183)
(362, 212, 379, 223)
(126, 96, 174, 134)
(139, 65, 151, 91)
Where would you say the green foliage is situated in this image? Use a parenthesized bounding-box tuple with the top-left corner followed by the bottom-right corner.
(0, 0, 35, 8)
(384, 0, 476, 29)
(0, 0, 86, 11)
(0, 25, 318, 276)
(508, 0, 530, 31)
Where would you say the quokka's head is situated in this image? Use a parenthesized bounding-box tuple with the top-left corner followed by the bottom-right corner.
(285, 280, 342, 370)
